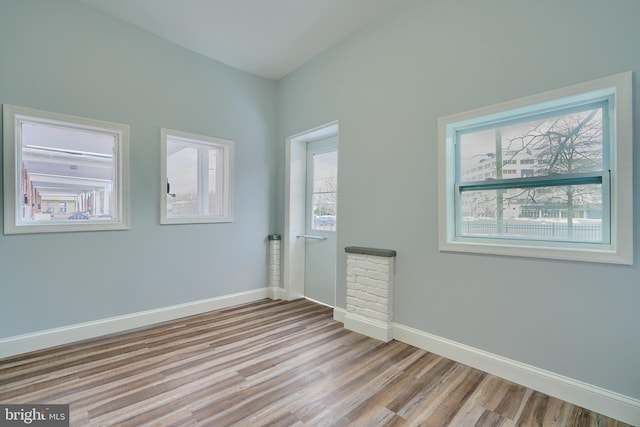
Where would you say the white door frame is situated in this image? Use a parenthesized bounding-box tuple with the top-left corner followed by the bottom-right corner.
(283, 121, 338, 301)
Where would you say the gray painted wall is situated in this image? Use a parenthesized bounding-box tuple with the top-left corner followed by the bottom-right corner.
(277, 0, 640, 400)
(0, 1, 277, 336)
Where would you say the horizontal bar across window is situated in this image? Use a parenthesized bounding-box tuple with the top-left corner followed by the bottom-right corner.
(456, 171, 604, 192)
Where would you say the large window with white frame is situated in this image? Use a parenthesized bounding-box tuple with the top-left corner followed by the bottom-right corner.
(161, 128, 234, 224)
(437, 72, 633, 264)
(3, 104, 130, 234)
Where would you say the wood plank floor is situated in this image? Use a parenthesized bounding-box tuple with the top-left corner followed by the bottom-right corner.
(0, 299, 631, 426)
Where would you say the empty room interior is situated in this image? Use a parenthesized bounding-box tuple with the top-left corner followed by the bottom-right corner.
(1, 0, 639, 425)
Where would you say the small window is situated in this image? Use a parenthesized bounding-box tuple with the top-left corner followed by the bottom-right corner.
(438, 72, 633, 264)
(161, 129, 233, 224)
(310, 150, 338, 232)
(3, 105, 130, 234)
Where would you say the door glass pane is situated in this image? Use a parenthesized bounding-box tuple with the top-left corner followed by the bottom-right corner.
(166, 141, 198, 217)
(311, 150, 337, 231)
(460, 184, 603, 242)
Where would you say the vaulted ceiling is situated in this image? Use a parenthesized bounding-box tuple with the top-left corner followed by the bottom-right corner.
(76, 0, 406, 80)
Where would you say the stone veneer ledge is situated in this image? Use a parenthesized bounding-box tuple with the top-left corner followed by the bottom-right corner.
(344, 246, 396, 342)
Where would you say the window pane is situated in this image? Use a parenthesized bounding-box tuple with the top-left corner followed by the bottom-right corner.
(311, 150, 337, 231)
(166, 142, 198, 217)
(19, 122, 116, 223)
(460, 184, 603, 242)
(439, 72, 631, 263)
(161, 129, 233, 224)
(459, 107, 604, 182)
(3, 105, 130, 234)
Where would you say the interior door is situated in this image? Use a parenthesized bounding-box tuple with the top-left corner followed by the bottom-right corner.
(304, 136, 338, 306)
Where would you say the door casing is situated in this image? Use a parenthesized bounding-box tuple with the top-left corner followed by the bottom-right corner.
(283, 121, 338, 301)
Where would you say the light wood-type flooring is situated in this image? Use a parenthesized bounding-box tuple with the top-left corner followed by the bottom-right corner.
(0, 299, 632, 426)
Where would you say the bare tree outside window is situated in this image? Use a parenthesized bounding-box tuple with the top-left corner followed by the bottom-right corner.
(508, 109, 603, 239)
(458, 104, 606, 243)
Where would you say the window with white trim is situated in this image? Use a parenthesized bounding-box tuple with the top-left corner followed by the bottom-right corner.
(161, 129, 233, 224)
(3, 104, 130, 234)
(438, 72, 633, 264)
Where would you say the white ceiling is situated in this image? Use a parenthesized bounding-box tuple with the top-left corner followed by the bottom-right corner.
(77, 0, 406, 81)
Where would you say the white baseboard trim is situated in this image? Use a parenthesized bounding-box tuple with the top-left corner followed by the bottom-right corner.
(344, 312, 392, 342)
(393, 322, 640, 426)
(0, 288, 269, 359)
(267, 285, 286, 300)
(333, 306, 347, 323)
